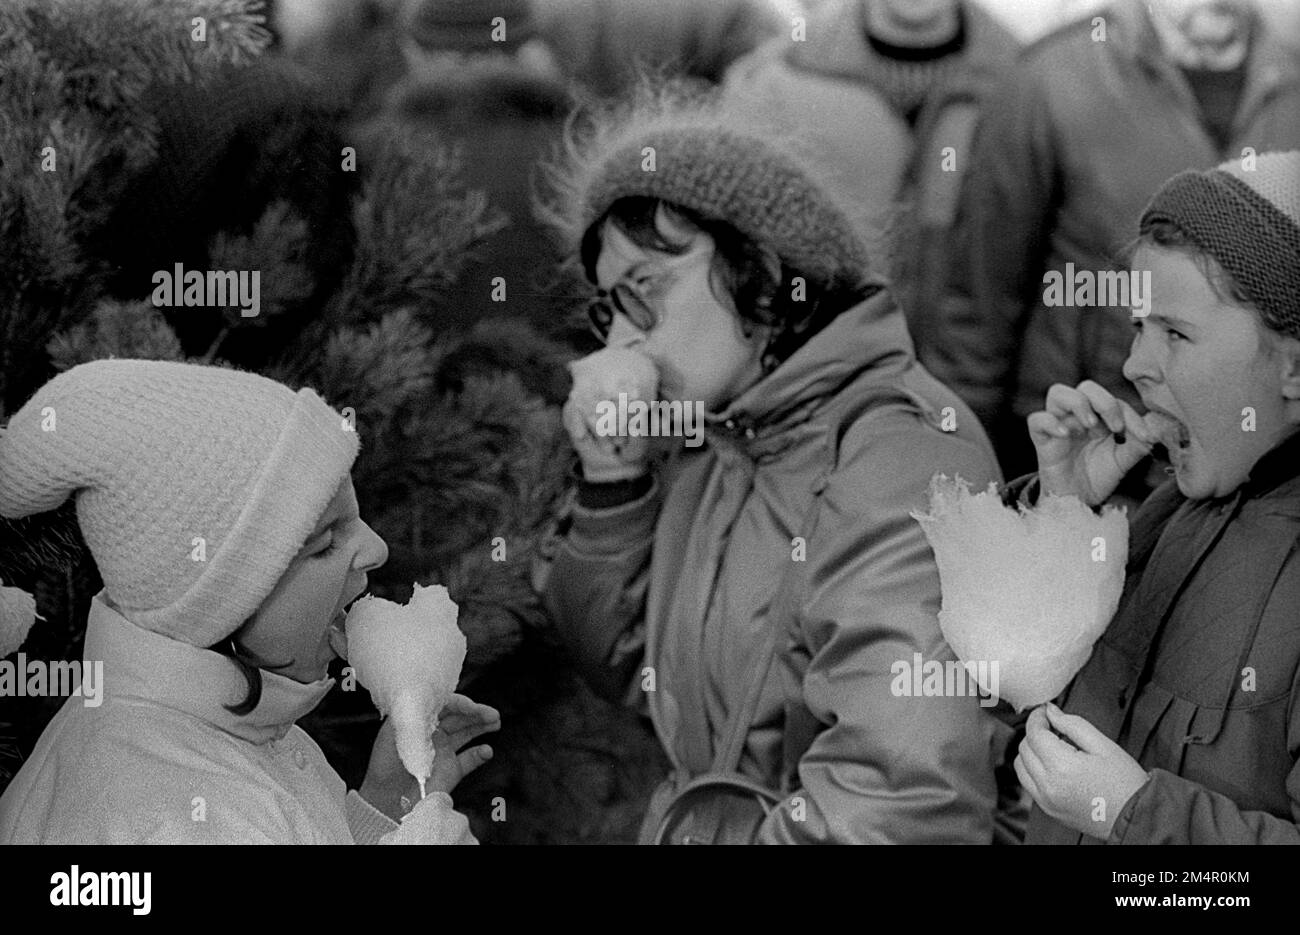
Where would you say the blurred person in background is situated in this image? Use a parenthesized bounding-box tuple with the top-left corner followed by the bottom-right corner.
(271, 0, 408, 118)
(720, 0, 1020, 353)
(535, 0, 787, 100)
(365, 0, 577, 342)
(927, 0, 1300, 486)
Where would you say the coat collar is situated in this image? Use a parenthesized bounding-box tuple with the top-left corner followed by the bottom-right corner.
(1240, 429, 1300, 499)
(83, 593, 334, 745)
(707, 288, 913, 452)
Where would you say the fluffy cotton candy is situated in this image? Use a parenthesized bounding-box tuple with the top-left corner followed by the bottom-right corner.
(912, 475, 1128, 711)
(344, 584, 467, 796)
(567, 347, 659, 418)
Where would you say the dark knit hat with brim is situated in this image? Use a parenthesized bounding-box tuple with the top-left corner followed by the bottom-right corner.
(1140, 151, 1300, 338)
(539, 89, 874, 290)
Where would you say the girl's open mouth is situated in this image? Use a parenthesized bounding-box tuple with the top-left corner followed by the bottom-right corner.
(1143, 409, 1191, 453)
(328, 592, 368, 658)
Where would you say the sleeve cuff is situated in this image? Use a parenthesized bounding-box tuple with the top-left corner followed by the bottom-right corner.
(577, 471, 654, 509)
(1106, 771, 1155, 844)
(566, 476, 661, 554)
(345, 789, 400, 845)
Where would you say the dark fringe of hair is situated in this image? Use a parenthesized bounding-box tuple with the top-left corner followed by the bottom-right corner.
(207, 630, 297, 716)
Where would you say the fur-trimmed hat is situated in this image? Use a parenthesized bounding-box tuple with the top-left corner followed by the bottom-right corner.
(539, 87, 874, 290)
(0, 359, 358, 649)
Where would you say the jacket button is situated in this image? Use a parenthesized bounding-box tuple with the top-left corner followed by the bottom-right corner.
(293, 749, 306, 769)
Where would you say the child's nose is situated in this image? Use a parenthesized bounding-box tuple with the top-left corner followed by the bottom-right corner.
(1122, 332, 1159, 386)
(356, 522, 389, 572)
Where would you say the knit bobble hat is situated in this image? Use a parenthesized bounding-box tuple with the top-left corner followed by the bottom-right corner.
(540, 89, 874, 290)
(1140, 150, 1300, 338)
(0, 360, 359, 649)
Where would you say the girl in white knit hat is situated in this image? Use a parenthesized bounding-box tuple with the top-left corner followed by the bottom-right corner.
(0, 359, 498, 844)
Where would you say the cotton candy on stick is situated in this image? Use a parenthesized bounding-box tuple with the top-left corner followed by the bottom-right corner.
(911, 476, 1128, 711)
(566, 347, 659, 437)
(344, 584, 467, 799)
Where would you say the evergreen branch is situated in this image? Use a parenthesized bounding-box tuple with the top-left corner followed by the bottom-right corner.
(207, 200, 315, 326)
(46, 298, 185, 371)
(334, 126, 507, 323)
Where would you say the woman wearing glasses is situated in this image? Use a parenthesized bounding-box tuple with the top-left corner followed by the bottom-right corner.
(536, 89, 1012, 843)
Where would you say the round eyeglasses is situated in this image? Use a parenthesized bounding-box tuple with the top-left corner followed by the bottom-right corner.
(586, 280, 661, 342)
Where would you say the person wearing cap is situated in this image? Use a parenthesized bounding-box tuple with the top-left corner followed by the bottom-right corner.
(929, 0, 1300, 486)
(0, 360, 498, 844)
(1003, 151, 1300, 844)
(536, 89, 1018, 844)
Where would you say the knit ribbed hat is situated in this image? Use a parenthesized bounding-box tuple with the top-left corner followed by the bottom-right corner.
(402, 0, 537, 52)
(0, 360, 359, 648)
(1140, 151, 1300, 338)
(540, 89, 873, 290)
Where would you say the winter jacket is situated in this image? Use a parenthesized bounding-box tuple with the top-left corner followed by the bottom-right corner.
(926, 4, 1300, 473)
(543, 289, 1012, 843)
(0, 595, 474, 844)
(720, 0, 1020, 343)
(1011, 430, 1300, 844)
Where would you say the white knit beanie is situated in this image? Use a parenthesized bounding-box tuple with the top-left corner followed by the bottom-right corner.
(0, 359, 359, 648)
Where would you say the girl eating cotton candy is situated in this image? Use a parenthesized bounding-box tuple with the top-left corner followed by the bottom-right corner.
(1009, 151, 1300, 844)
(0, 360, 499, 844)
